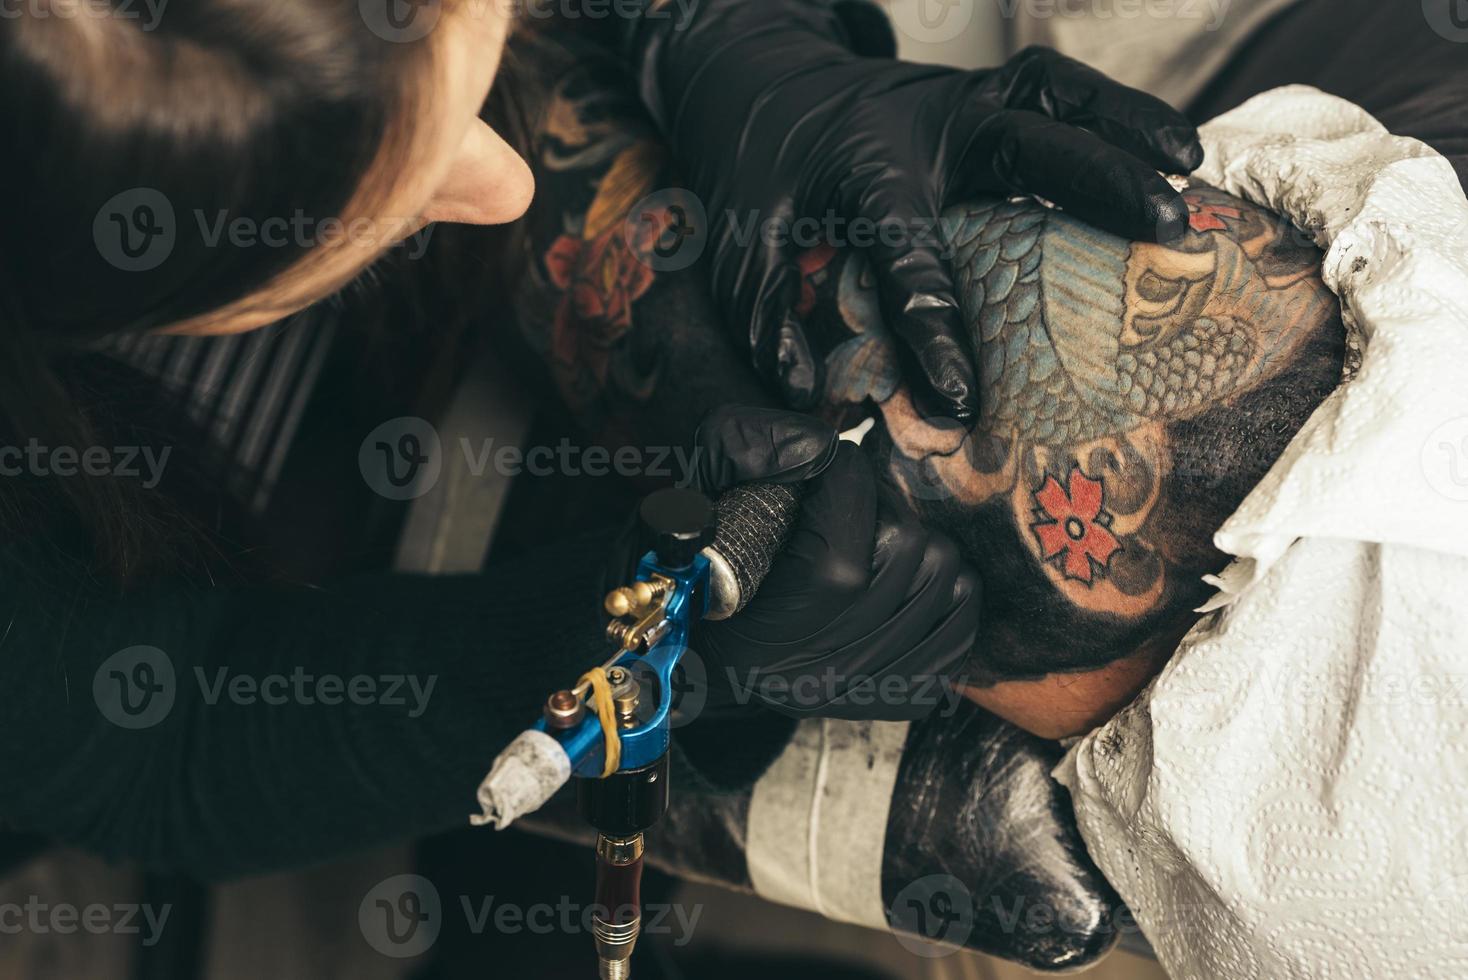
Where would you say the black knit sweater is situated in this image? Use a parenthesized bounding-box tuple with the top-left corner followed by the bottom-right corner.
(0, 321, 793, 882)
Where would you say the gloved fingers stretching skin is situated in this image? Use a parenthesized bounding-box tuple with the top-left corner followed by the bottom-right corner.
(682, 413, 983, 722)
(630, 0, 1203, 420)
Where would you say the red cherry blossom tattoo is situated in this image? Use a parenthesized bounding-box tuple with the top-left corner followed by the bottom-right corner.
(1185, 195, 1242, 233)
(1030, 467, 1121, 584)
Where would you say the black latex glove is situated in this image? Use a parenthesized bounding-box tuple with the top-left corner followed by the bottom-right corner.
(630, 1, 1204, 419)
(687, 406, 981, 721)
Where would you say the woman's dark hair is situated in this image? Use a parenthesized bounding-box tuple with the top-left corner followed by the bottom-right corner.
(0, 3, 523, 581)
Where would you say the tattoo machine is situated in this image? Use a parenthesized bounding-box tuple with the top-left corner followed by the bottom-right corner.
(471, 484, 800, 979)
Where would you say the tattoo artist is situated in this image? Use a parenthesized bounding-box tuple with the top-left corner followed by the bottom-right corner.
(0, 0, 1202, 878)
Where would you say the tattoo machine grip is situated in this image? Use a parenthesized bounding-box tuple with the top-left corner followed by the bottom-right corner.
(703, 483, 801, 620)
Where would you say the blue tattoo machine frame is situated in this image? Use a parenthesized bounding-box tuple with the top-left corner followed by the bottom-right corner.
(472, 484, 799, 979)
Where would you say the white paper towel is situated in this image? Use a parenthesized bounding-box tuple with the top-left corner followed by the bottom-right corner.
(1055, 86, 1468, 979)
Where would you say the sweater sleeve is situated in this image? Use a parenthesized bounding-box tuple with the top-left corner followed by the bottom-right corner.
(0, 529, 618, 880)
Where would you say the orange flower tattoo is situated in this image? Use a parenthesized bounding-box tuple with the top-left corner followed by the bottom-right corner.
(1030, 467, 1121, 584)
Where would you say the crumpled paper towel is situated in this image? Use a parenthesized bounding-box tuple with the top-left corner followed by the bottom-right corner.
(1055, 85, 1468, 979)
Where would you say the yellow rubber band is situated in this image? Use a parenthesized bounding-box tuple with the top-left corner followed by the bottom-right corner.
(579, 667, 621, 778)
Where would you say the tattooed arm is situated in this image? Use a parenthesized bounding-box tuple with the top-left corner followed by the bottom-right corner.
(507, 33, 1345, 737)
(505, 30, 773, 458)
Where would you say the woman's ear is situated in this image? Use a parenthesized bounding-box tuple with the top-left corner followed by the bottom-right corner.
(422, 118, 534, 226)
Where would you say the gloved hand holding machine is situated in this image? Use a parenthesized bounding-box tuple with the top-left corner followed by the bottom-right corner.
(473, 481, 801, 979)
